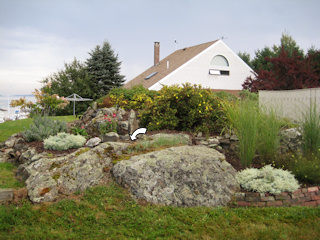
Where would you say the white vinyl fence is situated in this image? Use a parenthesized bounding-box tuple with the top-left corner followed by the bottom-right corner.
(259, 88, 320, 122)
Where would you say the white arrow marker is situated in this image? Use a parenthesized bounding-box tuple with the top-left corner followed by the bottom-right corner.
(129, 128, 147, 141)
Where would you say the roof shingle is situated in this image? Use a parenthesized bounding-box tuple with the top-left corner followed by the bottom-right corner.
(123, 40, 219, 89)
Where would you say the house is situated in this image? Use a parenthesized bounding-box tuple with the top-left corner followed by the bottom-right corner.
(123, 40, 254, 93)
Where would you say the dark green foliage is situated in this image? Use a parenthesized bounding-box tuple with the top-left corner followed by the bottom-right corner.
(22, 115, 67, 142)
(237, 51, 252, 69)
(139, 83, 223, 134)
(41, 58, 92, 116)
(86, 41, 125, 100)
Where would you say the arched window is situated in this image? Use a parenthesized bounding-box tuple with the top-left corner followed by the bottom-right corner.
(210, 55, 229, 66)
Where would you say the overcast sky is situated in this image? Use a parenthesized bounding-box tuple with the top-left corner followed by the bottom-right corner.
(1, 0, 319, 95)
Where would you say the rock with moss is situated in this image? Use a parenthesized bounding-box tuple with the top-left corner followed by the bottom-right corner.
(18, 142, 129, 203)
(112, 145, 239, 207)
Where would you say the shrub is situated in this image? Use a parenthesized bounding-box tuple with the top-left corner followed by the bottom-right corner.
(98, 84, 158, 110)
(23, 115, 67, 142)
(139, 83, 223, 134)
(236, 165, 300, 195)
(44, 132, 86, 151)
(272, 153, 320, 185)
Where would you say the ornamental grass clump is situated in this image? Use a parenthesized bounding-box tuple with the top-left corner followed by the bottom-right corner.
(222, 99, 260, 167)
(301, 101, 320, 158)
(236, 165, 300, 195)
(44, 132, 86, 151)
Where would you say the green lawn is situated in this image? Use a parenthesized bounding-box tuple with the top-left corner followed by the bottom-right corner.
(0, 116, 76, 142)
(0, 163, 24, 189)
(0, 183, 319, 239)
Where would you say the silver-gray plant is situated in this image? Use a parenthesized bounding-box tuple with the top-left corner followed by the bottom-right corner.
(236, 165, 300, 195)
(44, 132, 86, 151)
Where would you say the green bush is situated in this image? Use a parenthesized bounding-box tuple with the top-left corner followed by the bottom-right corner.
(139, 83, 223, 134)
(44, 132, 86, 151)
(98, 84, 158, 109)
(236, 165, 300, 194)
(272, 153, 320, 185)
(23, 115, 67, 142)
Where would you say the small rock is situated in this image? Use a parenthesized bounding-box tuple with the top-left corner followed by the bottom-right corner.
(86, 137, 102, 148)
(230, 135, 238, 141)
(101, 132, 120, 142)
(207, 138, 220, 145)
(0, 188, 14, 202)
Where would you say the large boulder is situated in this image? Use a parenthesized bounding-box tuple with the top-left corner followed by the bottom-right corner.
(19, 142, 130, 203)
(112, 145, 239, 207)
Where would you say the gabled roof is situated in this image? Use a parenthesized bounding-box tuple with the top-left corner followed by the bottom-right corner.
(123, 40, 219, 89)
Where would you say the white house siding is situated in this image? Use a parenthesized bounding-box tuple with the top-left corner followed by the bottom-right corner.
(149, 40, 254, 91)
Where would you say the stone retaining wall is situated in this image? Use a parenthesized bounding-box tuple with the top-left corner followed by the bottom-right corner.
(233, 186, 320, 207)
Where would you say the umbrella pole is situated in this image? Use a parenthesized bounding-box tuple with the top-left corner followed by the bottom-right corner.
(73, 100, 75, 116)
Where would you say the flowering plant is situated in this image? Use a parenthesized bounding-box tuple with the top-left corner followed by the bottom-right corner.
(10, 82, 69, 116)
(99, 114, 118, 134)
(71, 126, 88, 137)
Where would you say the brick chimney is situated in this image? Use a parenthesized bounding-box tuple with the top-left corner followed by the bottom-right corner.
(154, 42, 160, 66)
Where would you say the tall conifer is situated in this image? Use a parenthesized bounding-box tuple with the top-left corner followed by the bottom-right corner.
(86, 41, 125, 100)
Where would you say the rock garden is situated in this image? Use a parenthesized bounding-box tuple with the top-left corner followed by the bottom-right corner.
(1, 84, 320, 208)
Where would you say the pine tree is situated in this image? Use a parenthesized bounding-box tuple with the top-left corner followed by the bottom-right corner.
(86, 41, 125, 100)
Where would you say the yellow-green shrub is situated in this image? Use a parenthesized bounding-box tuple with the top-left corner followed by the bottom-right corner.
(139, 83, 223, 134)
(98, 84, 158, 109)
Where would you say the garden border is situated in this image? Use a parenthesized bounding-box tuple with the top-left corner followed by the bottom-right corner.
(233, 186, 320, 207)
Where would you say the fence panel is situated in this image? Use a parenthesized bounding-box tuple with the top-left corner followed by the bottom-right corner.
(259, 88, 320, 122)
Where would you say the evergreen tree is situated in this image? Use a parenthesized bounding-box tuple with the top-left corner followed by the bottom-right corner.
(238, 51, 252, 68)
(86, 41, 125, 100)
(42, 58, 92, 115)
(250, 31, 304, 72)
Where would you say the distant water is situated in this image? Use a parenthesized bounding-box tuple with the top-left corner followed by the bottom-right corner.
(0, 95, 36, 121)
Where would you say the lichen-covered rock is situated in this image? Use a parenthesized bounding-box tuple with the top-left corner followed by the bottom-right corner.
(112, 145, 239, 207)
(279, 128, 302, 154)
(101, 132, 120, 142)
(86, 137, 102, 147)
(20, 142, 129, 203)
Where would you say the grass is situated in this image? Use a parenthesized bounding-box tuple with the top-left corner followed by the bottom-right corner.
(301, 101, 320, 157)
(127, 135, 189, 154)
(0, 163, 24, 189)
(0, 115, 76, 142)
(112, 135, 189, 164)
(223, 99, 261, 167)
(0, 182, 319, 239)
